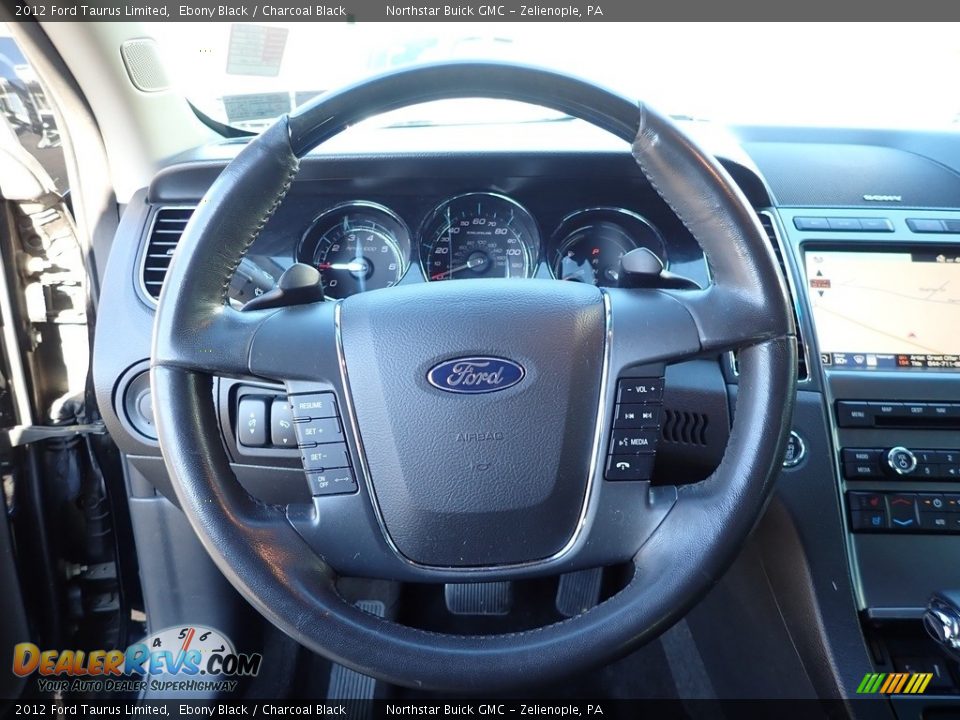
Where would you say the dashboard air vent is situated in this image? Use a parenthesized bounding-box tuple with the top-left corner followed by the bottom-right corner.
(141, 208, 193, 300)
(757, 212, 808, 381)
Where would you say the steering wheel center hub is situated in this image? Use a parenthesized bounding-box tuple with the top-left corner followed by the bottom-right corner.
(340, 280, 606, 567)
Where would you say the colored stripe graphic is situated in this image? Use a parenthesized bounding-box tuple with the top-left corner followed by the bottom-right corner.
(857, 672, 933, 694)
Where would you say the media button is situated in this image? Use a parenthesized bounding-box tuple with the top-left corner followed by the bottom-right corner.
(610, 429, 658, 454)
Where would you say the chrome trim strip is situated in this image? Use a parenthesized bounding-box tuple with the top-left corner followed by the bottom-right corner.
(0, 235, 33, 425)
(760, 209, 811, 382)
(332, 291, 612, 574)
(730, 210, 811, 382)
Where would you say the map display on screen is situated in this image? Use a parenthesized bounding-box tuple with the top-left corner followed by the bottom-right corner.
(805, 249, 960, 371)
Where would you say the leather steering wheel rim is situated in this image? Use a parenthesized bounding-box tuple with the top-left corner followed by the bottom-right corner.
(151, 61, 796, 692)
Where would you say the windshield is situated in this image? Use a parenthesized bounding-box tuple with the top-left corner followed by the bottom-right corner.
(148, 22, 960, 133)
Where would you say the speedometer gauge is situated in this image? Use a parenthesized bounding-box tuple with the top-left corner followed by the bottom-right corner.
(298, 202, 410, 299)
(420, 193, 539, 282)
(550, 208, 667, 287)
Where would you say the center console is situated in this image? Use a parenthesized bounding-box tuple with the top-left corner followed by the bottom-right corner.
(779, 208, 960, 700)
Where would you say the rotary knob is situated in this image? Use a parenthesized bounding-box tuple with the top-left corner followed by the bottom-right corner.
(924, 594, 960, 662)
(886, 446, 918, 475)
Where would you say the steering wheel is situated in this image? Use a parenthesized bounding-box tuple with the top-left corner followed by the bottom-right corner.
(151, 62, 795, 692)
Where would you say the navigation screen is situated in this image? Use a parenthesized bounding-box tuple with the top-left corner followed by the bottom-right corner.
(805, 249, 960, 371)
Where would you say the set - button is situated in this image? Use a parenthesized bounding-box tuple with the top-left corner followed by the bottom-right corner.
(605, 377, 663, 481)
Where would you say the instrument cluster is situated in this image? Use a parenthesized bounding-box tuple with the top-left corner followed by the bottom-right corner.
(293, 191, 669, 299)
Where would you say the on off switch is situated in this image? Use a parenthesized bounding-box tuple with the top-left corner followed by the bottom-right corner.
(887, 446, 918, 475)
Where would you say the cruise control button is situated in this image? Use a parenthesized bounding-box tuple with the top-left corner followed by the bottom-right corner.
(610, 429, 658, 454)
(270, 399, 297, 448)
(605, 454, 655, 481)
(295, 417, 342, 444)
(614, 404, 661, 429)
(301, 443, 350, 471)
(290, 393, 338, 420)
(617, 378, 663, 402)
(306, 469, 357, 496)
(237, 397, 268, 447)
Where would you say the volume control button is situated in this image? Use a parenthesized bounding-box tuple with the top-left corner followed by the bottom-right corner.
(887, 446, 918, 475)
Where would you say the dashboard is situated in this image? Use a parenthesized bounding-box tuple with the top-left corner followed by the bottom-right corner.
(93, 125, 960, 700)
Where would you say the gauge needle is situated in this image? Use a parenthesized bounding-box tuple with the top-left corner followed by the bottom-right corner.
(431, 256, 486, 280)
(318, 261, 366, 273)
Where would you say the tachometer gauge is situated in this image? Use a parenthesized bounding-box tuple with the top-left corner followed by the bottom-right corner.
(420, 193, 539, 281)
(298, 202, 410, 299)
(550, 208, 667, 287)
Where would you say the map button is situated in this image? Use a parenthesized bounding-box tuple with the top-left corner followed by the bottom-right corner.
(869, 401, 903, 419)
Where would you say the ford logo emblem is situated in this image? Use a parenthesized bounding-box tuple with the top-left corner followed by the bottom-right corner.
(427, 356, 525, 394)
